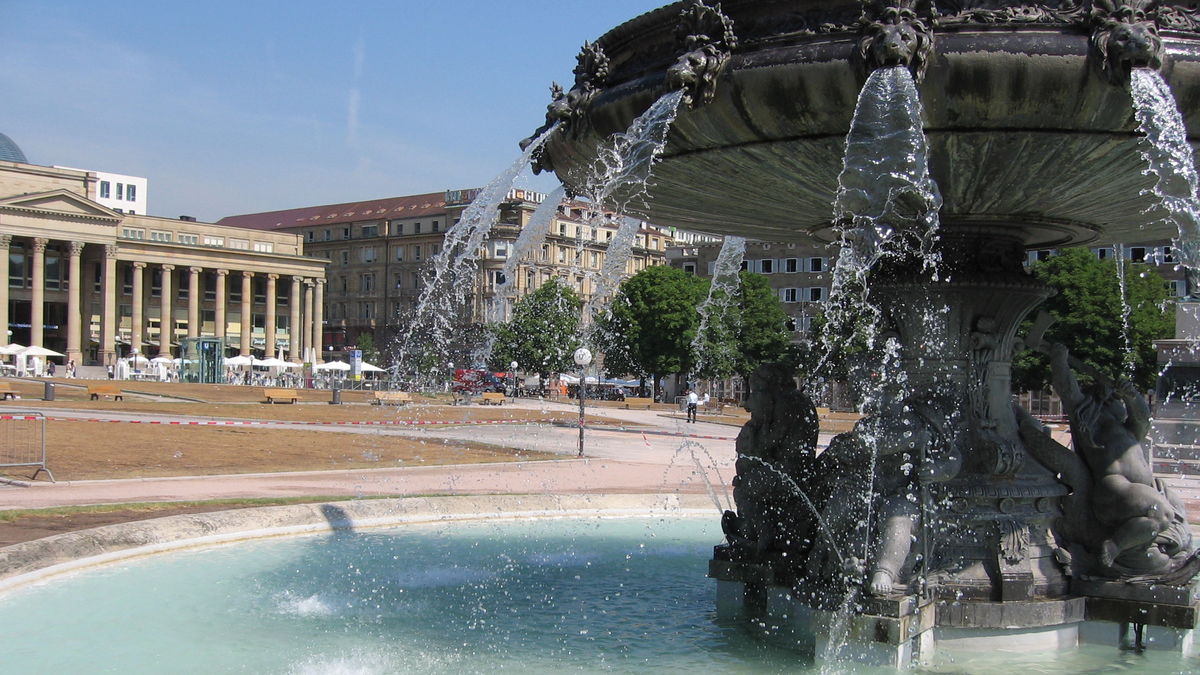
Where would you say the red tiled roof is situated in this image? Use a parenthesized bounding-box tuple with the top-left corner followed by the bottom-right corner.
(217, 192, 450, 231)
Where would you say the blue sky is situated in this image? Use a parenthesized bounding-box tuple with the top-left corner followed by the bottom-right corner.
(1, 1, 666, 221)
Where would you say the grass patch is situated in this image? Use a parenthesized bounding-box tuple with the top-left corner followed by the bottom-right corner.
(0, 496, 386, 523)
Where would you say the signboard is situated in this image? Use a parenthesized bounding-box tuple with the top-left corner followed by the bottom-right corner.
(350, 349, 363, 381)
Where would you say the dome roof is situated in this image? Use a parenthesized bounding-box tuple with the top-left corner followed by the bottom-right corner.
(0, 133, 28, 164)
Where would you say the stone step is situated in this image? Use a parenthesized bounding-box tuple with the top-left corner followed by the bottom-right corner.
(1153, 444, 1200, 461)
(1151, 419, 1200, 446)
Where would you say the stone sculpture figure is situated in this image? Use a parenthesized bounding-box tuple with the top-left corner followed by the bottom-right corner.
(666, 0, 738, 108)
(722, 364, 819, 561)
(1089, 0, 1163, 84)
(520, 41, 611, 162)
(1022, 342, 1197, 579)
(857, 0, 936, 82)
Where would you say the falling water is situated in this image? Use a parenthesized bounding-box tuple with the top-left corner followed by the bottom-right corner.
(690, 235, 746, 379)
(1129, 68, 1200, 288)
(816, 65, 944, 669)
(1115, 245, 1137, 377)
(394, 125, 557, 383)
(489, 185, 568, 324)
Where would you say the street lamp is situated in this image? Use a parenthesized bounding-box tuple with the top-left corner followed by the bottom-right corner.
(509, 360, 518, 397)
(573, 347, 592, 458)
(447, 361, 455, 395)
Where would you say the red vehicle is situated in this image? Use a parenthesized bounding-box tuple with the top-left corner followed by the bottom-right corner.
(452, 369, 505, 394)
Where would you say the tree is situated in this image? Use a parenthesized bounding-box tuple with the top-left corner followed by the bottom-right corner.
(1012, 247, 1175, 392)
(600, 265, 708, 398)
(352, 332, 382, 365)
(488, 280, 582, 385)
(730, 271, 792, 379)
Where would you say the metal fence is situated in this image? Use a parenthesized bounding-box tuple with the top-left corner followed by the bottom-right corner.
(0, 413, 52, 482)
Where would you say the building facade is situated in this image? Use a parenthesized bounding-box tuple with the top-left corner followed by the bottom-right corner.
(0, 160, 327, 366)
(55, 167, 148, 215)
(220, 189, 671, 359)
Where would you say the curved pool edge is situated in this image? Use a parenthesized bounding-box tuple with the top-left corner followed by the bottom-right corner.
(0, 493, 720, 594)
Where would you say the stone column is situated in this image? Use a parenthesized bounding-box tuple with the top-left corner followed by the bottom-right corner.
(101, 245, 118, 365)
(66, 241, 84, 364)
(289, 276, 302, 361)
(240, 271, 253, 356)
(160, 265, 174, 356)
(0, 235, 9, 345)
(30, 238, 46, 347)
(264, 274, 278, 359)
(214, 269, 228, 342)
(303, 279, 314, 361)
(188, 267, 201, 339)
(130, 262, 146, 355)
(312, 278, 325, 364)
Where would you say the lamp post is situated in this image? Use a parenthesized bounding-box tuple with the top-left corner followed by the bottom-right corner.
(573, 347, 592, 458)
(447, 361, 454, 395)
(510, 360, 518, 397)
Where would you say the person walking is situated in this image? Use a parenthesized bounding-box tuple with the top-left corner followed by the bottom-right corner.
(686, 389, 699, 423)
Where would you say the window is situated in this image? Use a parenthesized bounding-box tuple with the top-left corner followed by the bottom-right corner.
(391, 222, 403, 236)
(683, 263, 696, 274)
(204, 274, 216, 301)
(785, 258, 799, 273)
(558, 247, 566, 263)
(590, 251, 599, 268)
(323, 229, 331, 241)
(783, 288, 799, 303)
(253, 278, 266, 303)
(229, 239, 250, 250)
(807, 287, 826, 302)
(361, 225, 378, 238)
(342, 227, 351, 240)
(808, 257, 826, 273)
(412, 245, 421, 261)
(127, 185, 137, 202)
(394, 273, 403, 289)
(45, 251, 61, 290)
(203, 235, 224, 247)
(99, 181, 111, 199)
(1172, 279, 1188, 297)
(432, 220, 440, 232)
(116, 183, 124, 200)
(739, 260, 749, 271)
(229, 280, 241, 302)
(149, 269, 161, 297)
(394, 246, 404, 262)
(414, 222, 422, 234)
(253, 242, 273, 253)
(362, 247, 378, 263)
(340, 276, 348, 293)
(361, 273, 375, 293)
(540, 244, 550, 262)
(122, 266, 133, 295)
(307, 231, 315, 242)
(360, 302, 375, 319)
(1130, 247, 1148, 262)
(341, 250, 349, 265)
(760, 259, 775, 274)
(1160, 246, 1177, 264)
(559, 223, 568, 236)
(121, 228, 145, 240)
(178, 234, 199, 245)
(494, 243, 508, 259)
(493, 271, 506, 286)
(1095, 247, 1115, 260)
(150, 231, 172, 242)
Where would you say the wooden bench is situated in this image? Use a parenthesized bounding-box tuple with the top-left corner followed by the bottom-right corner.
(88, 384, 124, 401)
(263, 388, 299, 404)
(480, 392, 507, 405)
(0, 384, 17, 400)
(373, 391, 413, 406)
(624, 397, 655, 409)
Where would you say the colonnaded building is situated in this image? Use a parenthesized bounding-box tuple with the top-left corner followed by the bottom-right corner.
(0, 136, 328, 367)
(219, 190, 673, 358)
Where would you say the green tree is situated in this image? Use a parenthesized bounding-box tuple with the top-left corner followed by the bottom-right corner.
(730, 271, 792, 379)
(352, 332, 382, 365)
(600, 265, 708, 398)
(1012, 247, 1175, 391)
(488, 280, 582, 384)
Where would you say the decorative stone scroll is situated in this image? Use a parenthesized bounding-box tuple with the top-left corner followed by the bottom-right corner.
(1088, 0, 1164, 84)
(519, 41, 612, 170)
(665, 0, 738, 108)
(857, 0, 937, 82)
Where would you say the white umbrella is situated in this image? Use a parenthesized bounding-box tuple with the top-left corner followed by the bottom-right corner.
(256, 357, 291, 368)
(314, 360, 350, 371)
(18, 345, 65, 358)
(359, 362, 385, 372)
(0, 343, 26, 356)
(224, 355, 254, 367)
(150, 355, 174, 364)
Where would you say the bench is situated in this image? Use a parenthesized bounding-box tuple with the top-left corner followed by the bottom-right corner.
(373, 391, 413, 406)
(88, 384, 124, 401)
(624, 397, 654, 409)
(263, 388, 299, 404)
(0, 384, 17, 400)
(480, 392, 507, 405)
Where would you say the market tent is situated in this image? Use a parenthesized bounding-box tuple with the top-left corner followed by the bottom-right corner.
(359, 362, 385, 372)
(314, 360, 350, 371)
(224, 355, 254, 367)
(18, 346, 65, 358)
(0, 343, 26, 355)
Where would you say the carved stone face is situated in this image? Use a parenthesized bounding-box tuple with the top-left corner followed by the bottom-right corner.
(1106, 21, 1162, 69)
(871, 22, 921, 67)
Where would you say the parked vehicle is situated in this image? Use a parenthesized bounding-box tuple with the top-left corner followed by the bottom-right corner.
(452, 369, 505, 394)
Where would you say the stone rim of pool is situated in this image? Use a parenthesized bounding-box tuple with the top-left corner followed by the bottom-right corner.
(0, 493, 718, 594)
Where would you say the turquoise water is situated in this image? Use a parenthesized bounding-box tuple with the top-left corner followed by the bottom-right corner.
(0, 517, 1196, 673)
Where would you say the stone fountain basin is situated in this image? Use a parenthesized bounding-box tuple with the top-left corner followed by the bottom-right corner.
(544, 6, 1200, 247)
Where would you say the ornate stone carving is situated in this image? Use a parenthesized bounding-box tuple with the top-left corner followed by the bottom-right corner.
(1016, 342, 1199, 582)
(665, 0, 738, 108)
(857, 0, 936, 83)
(0, 234, 10, 248)
(520, 41, 610, 159)
(1088, 0, 1163, 84)
(68, 241, 84, 256)
(936, 1, 1087, 27)
(998, 520, 1031, 564)
(31, 237, 48, 253)
(104, 244, 119, 259)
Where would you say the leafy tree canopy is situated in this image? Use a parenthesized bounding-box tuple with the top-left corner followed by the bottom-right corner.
(488, 279, 582, 379)
(600, 265, 708, 385)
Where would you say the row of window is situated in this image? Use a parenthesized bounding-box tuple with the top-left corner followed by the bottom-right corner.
(306, 220, 442, 242)
(1028, 246, 1177, 265)
(119, 229, 274, 253)
(99, 181, 137, 202)
(112, 312, 293, 332)
(781, 287, 828, 303)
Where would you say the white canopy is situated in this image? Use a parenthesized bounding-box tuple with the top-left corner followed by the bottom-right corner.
(314, 360, 351, 371)
(558, 374, 599, 385)
(0, 343, 26, 356)
(224, 355, 254, 367)
(359, 362, 385, 372)
(150, 355, 174, 364)
(19, 345, 65, 358)
(255, 357, 292, 368)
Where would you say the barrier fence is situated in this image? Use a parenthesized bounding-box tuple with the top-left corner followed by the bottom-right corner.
(0, 413, 52, 482)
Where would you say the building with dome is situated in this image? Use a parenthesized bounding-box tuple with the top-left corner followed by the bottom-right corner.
(0, 133, 327, 368)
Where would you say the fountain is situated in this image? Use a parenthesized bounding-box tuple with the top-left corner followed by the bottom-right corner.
(527, 0, 1200, 665)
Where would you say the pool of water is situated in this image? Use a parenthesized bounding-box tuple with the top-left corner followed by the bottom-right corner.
(0, 516, 1196, 673)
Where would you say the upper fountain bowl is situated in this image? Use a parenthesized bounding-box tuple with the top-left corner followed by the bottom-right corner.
(536, 0, 1200, 248)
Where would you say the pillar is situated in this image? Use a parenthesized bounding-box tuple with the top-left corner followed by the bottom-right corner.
(101, 245, 118, 365)
(290, 276, 302, 361)
(312, 278, 325, 364)
(303, 279, 314, 361)
(265, 274, 278, 359)
(214, 269, 228, 342)
(160, 264, 174, 356)
(66, 241, 84, 364)
(130, 262, 145, 355)
(30, 238, 46, 347)
(0, 235, 12, 345)
(188, 267, 201, 339)
(239, 271, 253, 356)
